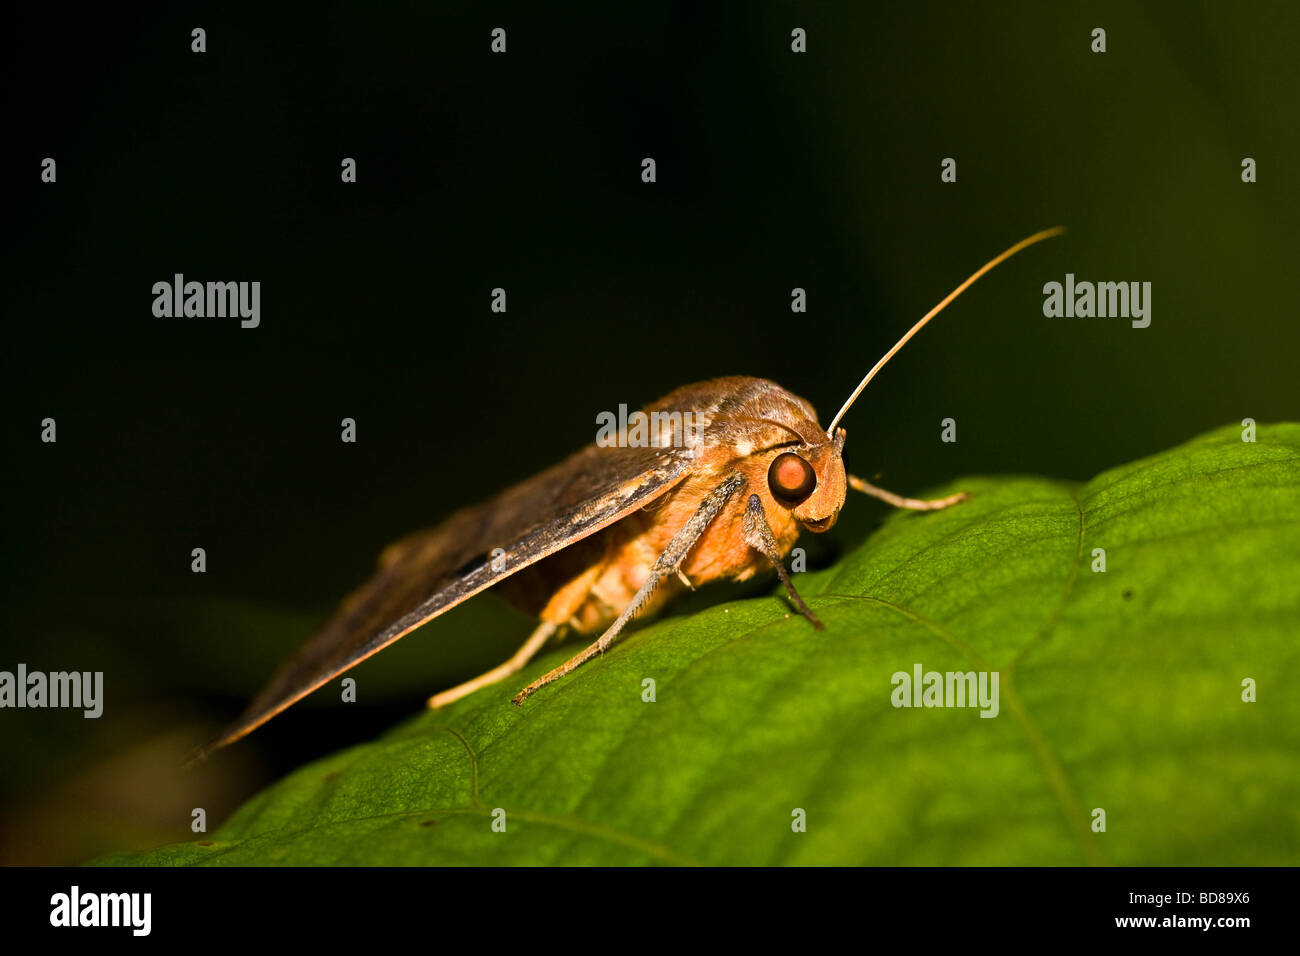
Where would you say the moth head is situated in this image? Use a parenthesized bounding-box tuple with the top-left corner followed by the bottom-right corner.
(766, 428, 846, 533)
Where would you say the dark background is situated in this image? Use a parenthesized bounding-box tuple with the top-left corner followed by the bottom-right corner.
(3, 1, 1297, 863)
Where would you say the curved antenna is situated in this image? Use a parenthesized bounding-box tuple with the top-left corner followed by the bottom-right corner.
(825, 226, 1066, 437)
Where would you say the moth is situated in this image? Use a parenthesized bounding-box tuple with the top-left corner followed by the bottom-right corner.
(195, 227, 1062, 759)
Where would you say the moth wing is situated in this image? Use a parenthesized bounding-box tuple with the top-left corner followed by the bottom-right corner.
(196, 443, 692, 757)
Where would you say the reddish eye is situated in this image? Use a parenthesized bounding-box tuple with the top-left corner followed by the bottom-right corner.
(768, 452, 817, 505)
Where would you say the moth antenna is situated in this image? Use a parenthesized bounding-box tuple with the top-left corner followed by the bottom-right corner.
(825, 225, 1066, 437)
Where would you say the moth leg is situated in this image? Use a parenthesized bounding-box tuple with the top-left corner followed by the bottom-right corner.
(427, 620, 559, 709)
(512, 472, 747, 705)
(742, 493, 824, 630)
(847, 474, 969, 511)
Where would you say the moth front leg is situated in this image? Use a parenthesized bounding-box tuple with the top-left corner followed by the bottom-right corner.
(847, 474, 969, 511)
(512, 472, 747, 705)
(742, 493, 824, 630)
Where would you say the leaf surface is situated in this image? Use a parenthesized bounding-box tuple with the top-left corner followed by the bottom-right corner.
(94, 423, 1300, 865)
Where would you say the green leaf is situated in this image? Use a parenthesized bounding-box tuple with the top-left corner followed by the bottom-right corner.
(94, 423, 1300, 865)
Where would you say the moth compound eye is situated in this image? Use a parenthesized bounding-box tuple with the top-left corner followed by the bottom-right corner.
(768, 452, 816, 505)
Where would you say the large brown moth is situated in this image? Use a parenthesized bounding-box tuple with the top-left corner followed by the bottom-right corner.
(195, 227, 1063, 759)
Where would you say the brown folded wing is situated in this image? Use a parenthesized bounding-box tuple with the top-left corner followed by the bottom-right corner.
(194, 442, 692, 758)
